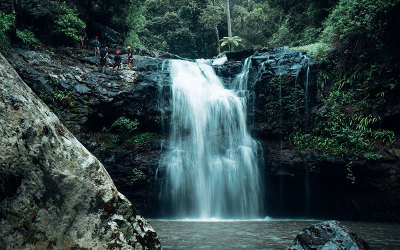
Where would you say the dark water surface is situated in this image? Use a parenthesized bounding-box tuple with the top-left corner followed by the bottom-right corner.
(150, 219, 400, 249)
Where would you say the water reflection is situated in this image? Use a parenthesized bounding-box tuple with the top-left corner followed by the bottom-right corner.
(150, 220, 400, 249)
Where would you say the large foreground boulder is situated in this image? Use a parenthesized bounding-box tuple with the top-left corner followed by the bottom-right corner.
(5, 47, 170, 216)
(0, 53, 160, 249)
(287, 220, 370, 250)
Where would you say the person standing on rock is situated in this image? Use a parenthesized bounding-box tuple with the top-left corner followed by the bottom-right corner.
(112, 51, 122, 74)
(129, 50, 135, 70)
(127, 46, 133, 70)
(99, 47, 109, 73)
(81, 29, 88, 48)
(94, 36, 100, 56)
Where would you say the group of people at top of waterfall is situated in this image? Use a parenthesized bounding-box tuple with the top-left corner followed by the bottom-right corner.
(80, 29, 135, 74)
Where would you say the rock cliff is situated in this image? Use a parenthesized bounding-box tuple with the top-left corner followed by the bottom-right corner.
(215, 48, 400, 222)
(0, 53, 160, 249)
(5, 47, 169, 215)
(5, 45, 400, 222)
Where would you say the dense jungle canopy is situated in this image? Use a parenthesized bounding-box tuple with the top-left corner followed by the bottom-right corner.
(1, 0, 398, 58)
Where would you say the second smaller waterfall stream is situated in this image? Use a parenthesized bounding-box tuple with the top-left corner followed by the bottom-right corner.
(158, 59, 263, 219)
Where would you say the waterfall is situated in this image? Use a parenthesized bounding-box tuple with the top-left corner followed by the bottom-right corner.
(303, 57, 311, 215)
(233, 57, 251, 91)
(158, 60, 170, 135)
(158, 59, 263, 219)
(232, 57, 256, 125)
(304, 57, 310, 125)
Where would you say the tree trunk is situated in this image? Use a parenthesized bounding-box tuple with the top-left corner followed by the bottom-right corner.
(225, 0, 232, 38)
(10, 0, 15, 13)
(214, 25, 221, 54)
(85, 0, 93, 20)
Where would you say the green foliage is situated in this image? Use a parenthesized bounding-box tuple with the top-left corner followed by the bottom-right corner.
(260, 75, 305, 136)
(199, 3, 224, 54)
(93, 133, 120, 150)
(0, 10, 15, 52)
(289, 0, 400, 160)
(200, 4, 224, 30)
(46, 50, 55, 58)
(125, 30, 144, 49)
(138, 0, 339, 57)
(292, 109, 375, 158)
(139, 0, 218, 58)
(122, 0, 146, 47)
(292, 61, 398, 159)
(220, 36, 245, 52)
(268, 18, 294, 48)
(364, 153, 383, 160)
(110, 117, 139, 133)
(52, 90, 71, 101)
(16, 29, 39, 49)
(346, 163, 356, 184)
(233, 2, 278, 48)
(99, 117, 151, 148)
(39, 90, 73, 107)
(131, 168, 146, 183)
(290, 42, 330, 55)
(230, 0, 339, 49)
(322, 0, 400, 65)
(54, 4, 86, 41)
(9, 0, 146, 46)
(10, 1, 86, 44)
(126, 132, 159, 146)
(0, 11, 14, 33)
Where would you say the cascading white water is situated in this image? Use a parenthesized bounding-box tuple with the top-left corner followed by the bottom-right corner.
(159, 59, 263, 219)
(232, 57, 257, 125)
(233, 57, 251, 91)
(304, 56, 310, 124)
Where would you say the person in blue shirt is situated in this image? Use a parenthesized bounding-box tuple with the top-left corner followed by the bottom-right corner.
(126, 46, 133, 70)
(112, 51, 122, 74)
(99, 47, 109, 73)
(94, 36, 100, 56)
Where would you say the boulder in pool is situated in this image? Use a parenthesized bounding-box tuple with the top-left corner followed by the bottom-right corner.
(287, 220, 370, 250)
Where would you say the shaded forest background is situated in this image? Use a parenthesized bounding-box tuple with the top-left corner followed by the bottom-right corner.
(1, 0, 400, 161)
(1, 0, 397, 58)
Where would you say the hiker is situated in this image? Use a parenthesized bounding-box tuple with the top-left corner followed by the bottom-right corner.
(99, 47, 109, 73)
(126, 46, 133, 70)
(112, 51, 122, 74)
(83, 35, 88, 49)
(80, 29, 87, 48)
(94, 36, 100, 56)
(129, 51, 135, 70)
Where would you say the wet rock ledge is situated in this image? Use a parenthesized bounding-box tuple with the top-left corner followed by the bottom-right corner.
(0, 53, 160, 249)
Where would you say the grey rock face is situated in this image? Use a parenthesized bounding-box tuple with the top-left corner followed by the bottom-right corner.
(5, 47, 170, 216)
(6, 48, 167, 135)
(287, 220, 371, 250)
(0, 53, 161, 249)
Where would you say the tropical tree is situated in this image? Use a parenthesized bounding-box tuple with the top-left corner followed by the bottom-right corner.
(220, 35, 244, 52)
(199, 3, 224, 54)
